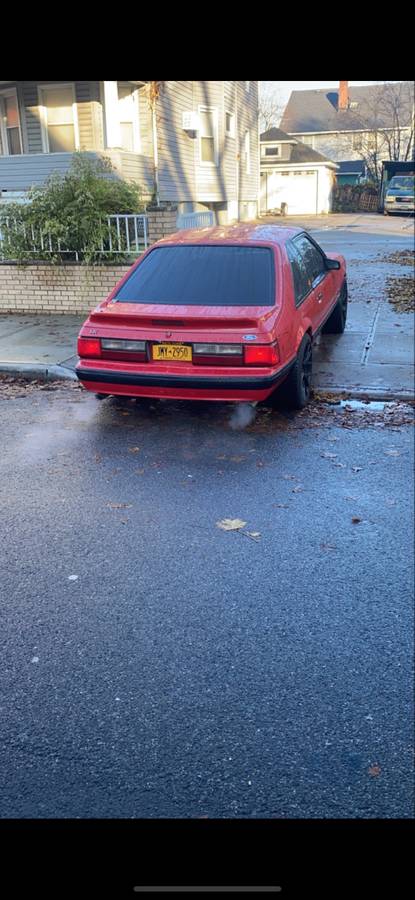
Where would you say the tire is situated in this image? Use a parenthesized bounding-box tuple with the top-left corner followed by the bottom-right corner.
(276, 333, 313, 410)
(322, 280, 348, 334)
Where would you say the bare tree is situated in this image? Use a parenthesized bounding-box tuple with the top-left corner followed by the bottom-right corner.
(339, 81, 414, 185)
(259, 82, 285, 133)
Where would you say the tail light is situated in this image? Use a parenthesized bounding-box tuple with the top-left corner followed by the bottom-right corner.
(244, 342, 279, 366)
(193, 343, 243, 366)
(77, 337, 101, 358)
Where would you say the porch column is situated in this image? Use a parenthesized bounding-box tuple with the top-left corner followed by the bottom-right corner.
(103, 81, 121, 148)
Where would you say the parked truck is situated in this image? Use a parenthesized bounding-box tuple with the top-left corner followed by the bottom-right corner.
(379, 160, 414, 213)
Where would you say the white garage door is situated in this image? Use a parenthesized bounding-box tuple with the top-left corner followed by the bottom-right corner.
(263, 170, 318, 215)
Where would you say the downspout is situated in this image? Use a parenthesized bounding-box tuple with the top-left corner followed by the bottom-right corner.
(150, 81, 160, 206)
(235, 82, 239, 220)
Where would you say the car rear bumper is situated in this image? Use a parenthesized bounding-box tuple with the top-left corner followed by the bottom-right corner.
(76, 360, 295, 402)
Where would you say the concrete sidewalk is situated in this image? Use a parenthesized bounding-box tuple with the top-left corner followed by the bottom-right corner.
(0, 300, 413, 400)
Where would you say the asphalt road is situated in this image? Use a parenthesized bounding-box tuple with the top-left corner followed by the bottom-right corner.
(0, 384, 413, 819)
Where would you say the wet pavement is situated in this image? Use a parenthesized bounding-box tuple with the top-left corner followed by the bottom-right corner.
(0, 381, 414, 819)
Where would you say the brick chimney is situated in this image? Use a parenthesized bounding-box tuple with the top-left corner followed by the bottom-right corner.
(338, 81, 349, 111)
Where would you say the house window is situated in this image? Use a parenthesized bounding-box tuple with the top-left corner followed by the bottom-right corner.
(117, 82, 140, 152)
(199, 107, 218, 164)
(0, 88, 22, 155)
(245, 130, 251, 174)
(265, 145, 280, 156)
(225, 111, 235, 137)
(38, 84, 79, 153)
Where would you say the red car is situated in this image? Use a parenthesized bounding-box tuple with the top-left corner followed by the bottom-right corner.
(76, 224, 347, 409)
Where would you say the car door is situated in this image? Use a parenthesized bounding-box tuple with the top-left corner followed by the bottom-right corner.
(291, 233, 334, 332)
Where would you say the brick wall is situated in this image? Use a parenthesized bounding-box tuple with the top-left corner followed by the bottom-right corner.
(0, 205, 179, 315)
(147, 204, 178, 243)
(0, 262, 131, 315)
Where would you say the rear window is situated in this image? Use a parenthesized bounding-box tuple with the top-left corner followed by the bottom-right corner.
(114, 245, 275, 306)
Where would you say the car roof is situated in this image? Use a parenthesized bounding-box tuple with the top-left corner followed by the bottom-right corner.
(155, 223, 304, 247)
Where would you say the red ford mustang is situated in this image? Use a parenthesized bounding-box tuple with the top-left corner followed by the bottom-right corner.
(76, 223, 347, 409)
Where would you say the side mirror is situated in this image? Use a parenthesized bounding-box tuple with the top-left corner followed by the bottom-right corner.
(325, 258, 341, 270)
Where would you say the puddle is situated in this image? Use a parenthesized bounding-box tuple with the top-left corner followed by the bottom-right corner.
(338, 399, 388, 411)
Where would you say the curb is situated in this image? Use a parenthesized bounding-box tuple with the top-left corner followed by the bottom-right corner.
(0, 364, 413, 402)
(313, 387, 414, 403)
(0, 362, 78, 382)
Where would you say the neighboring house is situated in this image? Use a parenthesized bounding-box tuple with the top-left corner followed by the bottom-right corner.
(0, 81, 259, 223)
(336, 160, 367, 186)
(280, 81, 414, 168)
(260, 127, 338, 215)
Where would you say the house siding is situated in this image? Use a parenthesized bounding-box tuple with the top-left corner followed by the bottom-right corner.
(2, 81, 259, 221)
(157, 81, 196, 203)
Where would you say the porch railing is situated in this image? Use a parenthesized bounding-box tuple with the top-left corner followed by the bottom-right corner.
(0, 213, 149, 261)
(176, 211, 215, 230)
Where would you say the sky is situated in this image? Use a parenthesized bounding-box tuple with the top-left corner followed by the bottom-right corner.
(260, 81, 385, 112)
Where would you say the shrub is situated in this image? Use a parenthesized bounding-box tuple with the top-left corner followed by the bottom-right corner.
(0, 153, 145, 263)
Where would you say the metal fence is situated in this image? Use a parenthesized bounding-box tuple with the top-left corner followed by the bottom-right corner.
(176, 211, 215, 230)
(0, 213, 149, 261)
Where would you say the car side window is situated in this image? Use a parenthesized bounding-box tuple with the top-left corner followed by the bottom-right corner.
(293, 234, 327, 292)
(286, 241, 308, 307)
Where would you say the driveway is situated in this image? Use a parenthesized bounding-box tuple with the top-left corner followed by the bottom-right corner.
(0, 379, 413, 819)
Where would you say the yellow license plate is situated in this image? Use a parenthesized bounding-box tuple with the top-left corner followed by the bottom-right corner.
(152, 343, 192, 362)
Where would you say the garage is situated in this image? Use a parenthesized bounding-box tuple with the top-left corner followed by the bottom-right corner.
(260, 169, 318, 215)
(259, 127, 339, 216)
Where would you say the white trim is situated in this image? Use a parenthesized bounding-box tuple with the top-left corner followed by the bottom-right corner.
(260, 161, 339, 172)
(37, 83, 80, 153)
(198, 105, 219, 166)
(0, 86, 23, 156)
(289, 126, 411, 137)
(245, 129, 251, 175)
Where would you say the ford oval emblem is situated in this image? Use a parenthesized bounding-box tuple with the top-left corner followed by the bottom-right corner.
(243, 334, 257, 341)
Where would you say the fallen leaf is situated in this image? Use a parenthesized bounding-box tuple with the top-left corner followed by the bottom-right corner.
(244, 531, 261, 540)
(107, 502, 133, 509)
(321, 452, 337, 459)
(120, 411, 130, 416)
(351, 516, 362, 524)
(368, 764, 381, 777)
(273, 503, 289, 509)
(385, 450, 400, 456)
(351, 467, 363, 473)
(216, 454, 227, 460)
(320, 543, 337, 551)
(256, 461, 266, 468)
(128, 446, 141, 454)
(333, 463, 347, 468)
(282, 474, 297, 481)
(216, 518, 247, 531)
(68, 575, 78, 581)
(135, 468, 145, 475)
(344, 496, 358, 501)
(386, 499, 397, 507)
(230, 455, 246, 463)
(292, 485, 304, 493)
